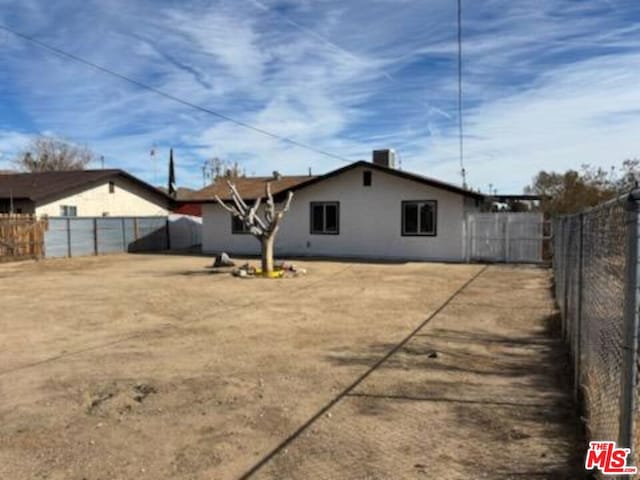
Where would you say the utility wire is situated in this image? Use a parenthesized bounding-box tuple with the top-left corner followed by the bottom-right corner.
(457, 0, 467, 189)
(0, 23, 352, 164)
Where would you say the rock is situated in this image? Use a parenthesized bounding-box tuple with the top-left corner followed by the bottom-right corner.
(214, 252, 235, 267)
(427, 351, 438, 359)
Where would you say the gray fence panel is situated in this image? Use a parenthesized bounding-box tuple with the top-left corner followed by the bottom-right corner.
(43, 216, 169, 258)
(69, 218, 95, 257)
(96, 218, 125, 254)
(44, 218, 70, 258)
(123, 218, 136, 247)
(128, 217, 168, 252)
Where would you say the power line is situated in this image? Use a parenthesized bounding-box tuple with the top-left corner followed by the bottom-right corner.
(457, 0, 467, 189)
(0, 23, 353, 164)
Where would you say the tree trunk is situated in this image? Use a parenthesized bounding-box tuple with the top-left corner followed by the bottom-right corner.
(261, 235, 274, 274)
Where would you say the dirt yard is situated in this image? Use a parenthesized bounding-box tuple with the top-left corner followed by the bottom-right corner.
(0, 254, 583, 479)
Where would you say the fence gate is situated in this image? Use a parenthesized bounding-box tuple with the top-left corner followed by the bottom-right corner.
(465, 212, 544, 263)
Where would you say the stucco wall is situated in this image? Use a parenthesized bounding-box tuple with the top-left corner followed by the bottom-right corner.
(35, 178, 169, 217)
(202, 165, 480, 262)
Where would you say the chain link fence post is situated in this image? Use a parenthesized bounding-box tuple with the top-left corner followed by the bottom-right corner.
(562, 216, 569, 340)
(620, 193, 640, 458)
(574, 213, 584, 403)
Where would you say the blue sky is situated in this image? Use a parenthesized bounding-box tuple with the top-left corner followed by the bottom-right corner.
(0, 0, 639, 193)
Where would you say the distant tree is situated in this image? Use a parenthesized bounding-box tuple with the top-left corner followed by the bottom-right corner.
(14, 136, 95, 172)
(525, 159, 640, 216)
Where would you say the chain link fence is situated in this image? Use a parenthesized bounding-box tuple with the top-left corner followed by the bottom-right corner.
(553, 192, 640, 473)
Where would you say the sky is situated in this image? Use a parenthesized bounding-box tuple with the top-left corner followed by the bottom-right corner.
(0, 0, 639, 193)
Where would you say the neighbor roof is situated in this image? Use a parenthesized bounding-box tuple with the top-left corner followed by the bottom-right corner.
(0, 169, 173, 204)
(185, 160, 484, 203)
(183, 175, 316, 202)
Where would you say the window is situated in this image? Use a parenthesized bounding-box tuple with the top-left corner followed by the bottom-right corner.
(108, 181, 115, 193)
(402, 201, 437, 236)
(363, 171, 372, 186)
(60, 205, 77, 217)
(231, 215, 250, 234)
(310, 202, 339, 234)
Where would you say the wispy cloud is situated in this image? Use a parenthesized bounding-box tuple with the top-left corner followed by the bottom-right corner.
(0, 0, 638, 193)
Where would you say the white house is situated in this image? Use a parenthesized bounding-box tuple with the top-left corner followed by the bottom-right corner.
(0, 169, 172, 217)
(188, 151, 487, 262)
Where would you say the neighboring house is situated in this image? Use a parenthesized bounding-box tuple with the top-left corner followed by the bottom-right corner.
(186, 150, 487, 262)
(167, 187, 202, 217)
(0, 170, 172, 216)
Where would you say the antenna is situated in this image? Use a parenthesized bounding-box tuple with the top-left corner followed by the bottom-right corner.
(150, 144, 157, 185)
(457, 0, 467, 189)
(201, 161, 208, 187)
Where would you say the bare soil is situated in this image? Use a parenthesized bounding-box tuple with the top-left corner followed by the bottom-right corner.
(0, 254, 584, 479)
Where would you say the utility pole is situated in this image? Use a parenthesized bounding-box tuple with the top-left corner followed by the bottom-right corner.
(457, 0, 467, 189)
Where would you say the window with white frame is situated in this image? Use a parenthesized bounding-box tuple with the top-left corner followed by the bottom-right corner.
(402, 200, 437, 236)
(60, 205, 78, 217)
(310, 202, 339, 234)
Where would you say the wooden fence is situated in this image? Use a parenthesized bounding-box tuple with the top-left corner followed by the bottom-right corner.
(0, 214, 48, 261)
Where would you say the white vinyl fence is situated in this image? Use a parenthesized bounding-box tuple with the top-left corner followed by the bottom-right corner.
(464, 212, 545, 263)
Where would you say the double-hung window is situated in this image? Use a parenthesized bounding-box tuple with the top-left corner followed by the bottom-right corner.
(402, 200, 437, 236)
(310, 202, 339, 235)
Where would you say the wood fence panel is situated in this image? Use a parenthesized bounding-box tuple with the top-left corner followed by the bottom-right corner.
(0, 214, 48, 261)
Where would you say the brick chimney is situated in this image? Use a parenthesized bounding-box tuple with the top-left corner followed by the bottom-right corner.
(372, 149, 396, 169)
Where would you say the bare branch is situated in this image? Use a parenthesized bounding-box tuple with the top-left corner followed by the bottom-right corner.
(227, 180, 249, 213)
(265, 182, 275, 224)
(248, 197, 267, 231)
(214, 195, 241, 217)
(280, 191, 294, 214)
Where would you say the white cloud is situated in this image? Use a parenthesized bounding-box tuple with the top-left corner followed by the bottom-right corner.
(0, 0, 638, 194)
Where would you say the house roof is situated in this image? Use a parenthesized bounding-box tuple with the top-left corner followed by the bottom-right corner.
(289, 161, 485, 200)
(183, 175, 316, 202)
(0, 169, 174, 204)
(184, 160, 484, 203)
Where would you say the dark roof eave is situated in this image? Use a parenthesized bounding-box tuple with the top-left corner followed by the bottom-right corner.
(287, 160, 486, 200)
(30, 170, 175, 205)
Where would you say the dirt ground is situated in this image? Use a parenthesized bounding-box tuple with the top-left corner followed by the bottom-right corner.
(0, 254, 584, 479)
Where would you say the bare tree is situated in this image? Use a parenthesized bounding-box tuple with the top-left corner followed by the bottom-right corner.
(14, 136, 95, 172)
(215, 181, 293, 275)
